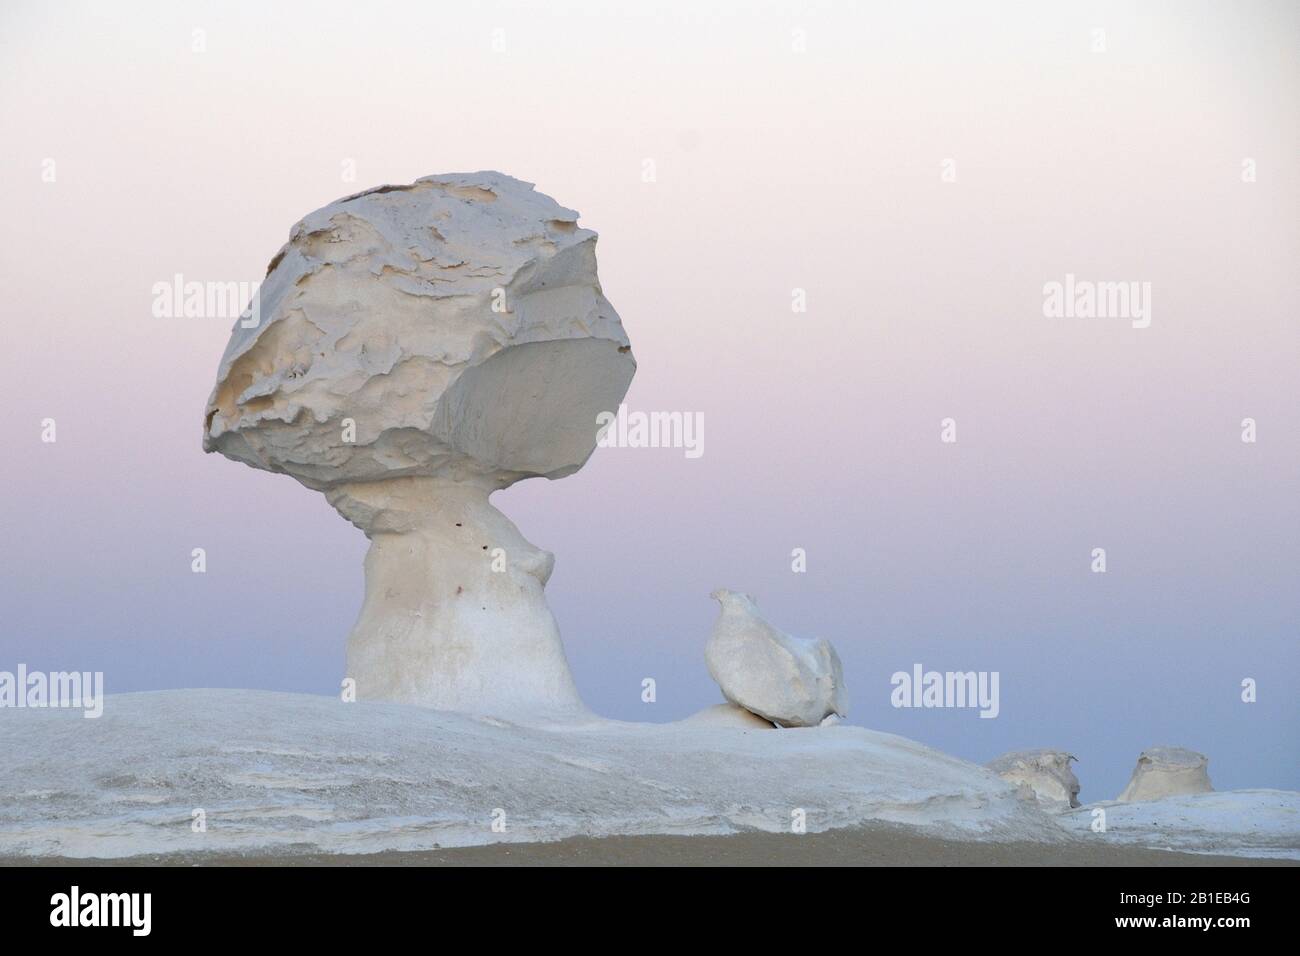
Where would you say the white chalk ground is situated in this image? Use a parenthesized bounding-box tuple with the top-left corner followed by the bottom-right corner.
(0, 691, 1294, 861)
(1057, 792, 1300, 860)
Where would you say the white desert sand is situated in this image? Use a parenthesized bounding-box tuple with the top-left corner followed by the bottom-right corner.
(1, 690, 1295, 862)
(1057, 791, 1298, 860)
(0, 689, 1055, 859)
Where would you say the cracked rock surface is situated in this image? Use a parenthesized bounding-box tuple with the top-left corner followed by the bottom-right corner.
(203, 171, 634, 490)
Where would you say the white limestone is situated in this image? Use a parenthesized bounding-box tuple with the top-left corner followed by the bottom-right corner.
(3, 693, 1293, 860)
(681, 702, 777, 730)
(987, 749, 1081, 809)
(704, 590, 848, 727)
(1117, 746, 1213, 802)
(202, 173, 634, 717)
(0, 690, 1064, 859)
(1058, 791, 1299, 859)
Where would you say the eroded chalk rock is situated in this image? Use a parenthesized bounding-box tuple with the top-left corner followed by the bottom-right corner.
(704, 590, 847, 727)
(203, 172, 635, 718)
(987, 749, 1081, 809)
(1117, 746, 1213, 803)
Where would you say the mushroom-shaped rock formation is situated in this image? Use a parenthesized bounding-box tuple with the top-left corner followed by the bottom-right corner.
(203, 172, 635, 718)
(1117, 746, 1213, 803)
(704, 589, 848, 727)
(986, 749, 1081, 809)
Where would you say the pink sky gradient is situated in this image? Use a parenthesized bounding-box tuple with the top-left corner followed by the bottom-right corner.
(1, 0, 1296, 799)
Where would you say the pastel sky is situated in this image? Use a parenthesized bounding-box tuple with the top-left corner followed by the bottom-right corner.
(1, 0, 1296, 801)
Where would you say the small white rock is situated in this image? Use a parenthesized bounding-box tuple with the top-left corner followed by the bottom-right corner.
(986, 749, 1080, 809)
(704, 589, 848, 728)
(1117, 746, 1213, 802)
